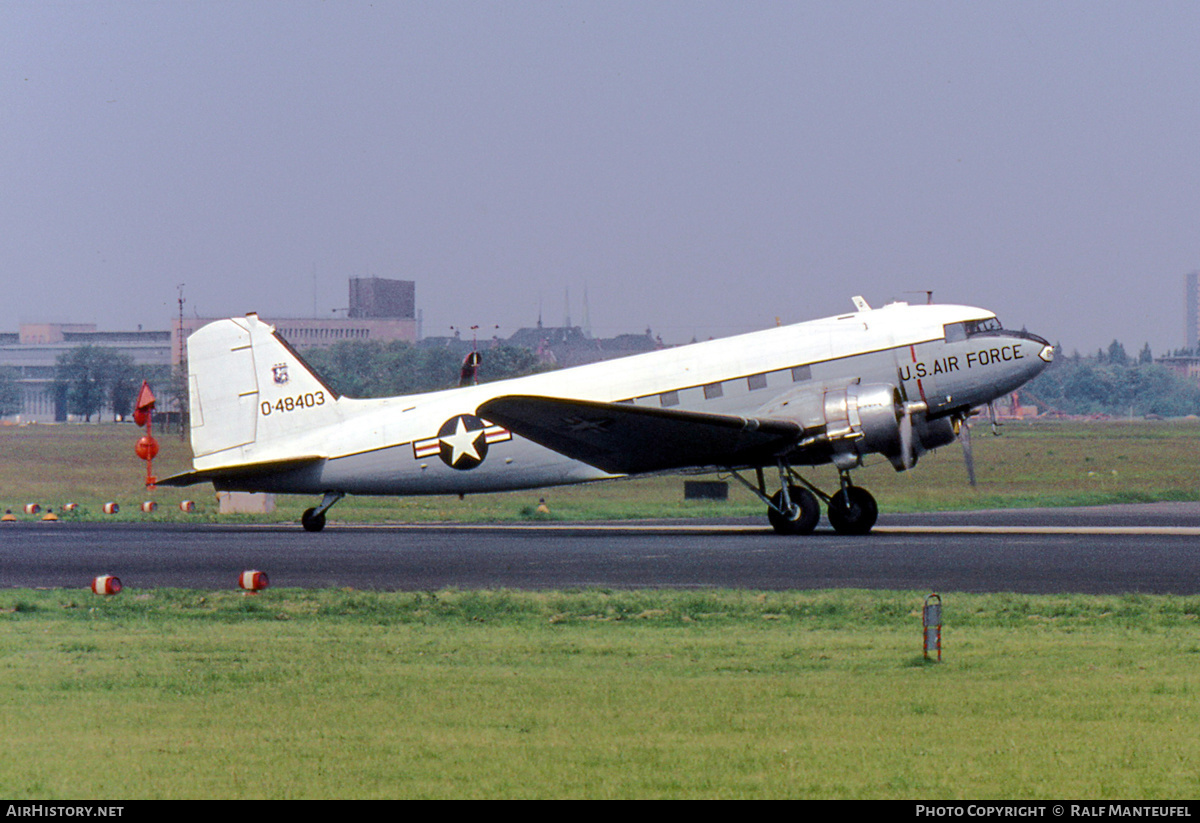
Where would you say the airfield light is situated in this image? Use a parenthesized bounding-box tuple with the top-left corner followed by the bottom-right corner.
(923, 593, 943, 662)
(102, 502, 120, 515)
(239, 570, 270, 593)
(91, 575, 122, 596)
(23, 503, 40, 515)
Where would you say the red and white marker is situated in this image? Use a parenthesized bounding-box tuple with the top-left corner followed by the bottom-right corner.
(239, 570, 269, 593)
(91, 575, 122, 595)
(24, 503, 40, 515)
(140, 501, 157, 513)
(179, 500, 196, 512)
(102, 502, 120, 515)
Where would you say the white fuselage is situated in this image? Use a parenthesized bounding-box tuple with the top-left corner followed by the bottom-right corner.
(182, 301, 1051, 496)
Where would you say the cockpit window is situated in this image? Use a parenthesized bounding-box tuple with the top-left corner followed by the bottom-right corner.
(944, 317, 1003, 342)
(965, 317, 1003, 334)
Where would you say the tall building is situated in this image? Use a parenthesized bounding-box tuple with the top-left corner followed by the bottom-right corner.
(348, 277, 415, 319)
(1187, 271, 1199, 351)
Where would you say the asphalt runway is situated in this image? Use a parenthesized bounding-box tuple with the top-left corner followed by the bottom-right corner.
(2, 503, 1199, 594)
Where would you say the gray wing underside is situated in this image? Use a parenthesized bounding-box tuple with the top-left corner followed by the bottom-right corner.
(477, 395, 802, 475)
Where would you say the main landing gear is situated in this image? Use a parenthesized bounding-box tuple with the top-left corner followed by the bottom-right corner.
(731, 464, 879, 536)
(301, 491, 344, 532)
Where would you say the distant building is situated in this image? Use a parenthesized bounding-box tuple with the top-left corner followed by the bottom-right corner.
(505, 321, 660, 368)
(348, 277, 415, 319)
(173, 277, 418, 363)
(1188, 271, 1200, 351)
(1157, 353, 1200, 386)
(0, 323, 171, 422)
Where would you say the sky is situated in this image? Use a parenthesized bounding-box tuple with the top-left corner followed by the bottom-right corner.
(3, 1, 1198, 355)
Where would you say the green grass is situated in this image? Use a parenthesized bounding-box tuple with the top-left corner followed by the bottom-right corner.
(5, 423, 1200, 798)
(2, 588, 1200, 799)
(1, 419, 1198, 523)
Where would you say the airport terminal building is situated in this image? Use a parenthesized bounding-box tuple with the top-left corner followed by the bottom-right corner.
(1, 278, 419, 422)
(0, 323, 173, 422)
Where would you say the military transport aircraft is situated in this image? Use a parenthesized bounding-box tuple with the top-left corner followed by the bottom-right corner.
(161, 298, 1053, 534)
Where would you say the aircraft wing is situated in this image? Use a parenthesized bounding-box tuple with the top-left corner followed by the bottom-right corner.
(157, 456, 326, 488)
(477, 395, 802, 475)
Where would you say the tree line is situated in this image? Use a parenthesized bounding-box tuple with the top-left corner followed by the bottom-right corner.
(27, 335, 1200, 422)
(1024, 341, 1200, 417)
(29, 339, 549, 421)
(47, 346, 172, 422)
(300, 339, 551, 397)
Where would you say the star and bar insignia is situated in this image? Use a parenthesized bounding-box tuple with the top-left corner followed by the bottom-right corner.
(412, 414, 512, 470)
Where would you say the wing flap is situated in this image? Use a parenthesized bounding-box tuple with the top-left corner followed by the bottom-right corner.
(477, 395, 801, 474)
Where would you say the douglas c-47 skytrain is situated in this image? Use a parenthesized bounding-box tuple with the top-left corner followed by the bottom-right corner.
(162, 297, 1054, 534)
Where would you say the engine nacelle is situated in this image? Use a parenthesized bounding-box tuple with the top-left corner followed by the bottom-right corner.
(914, 415, 957, 453)
(758, 382, 959, 470)
(823, 384, 904, 468)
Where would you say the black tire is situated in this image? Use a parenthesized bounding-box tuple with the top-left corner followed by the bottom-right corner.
(827, 486, 878, 535)
(767, 486, 820, 535)
(301, 507, 327, 532)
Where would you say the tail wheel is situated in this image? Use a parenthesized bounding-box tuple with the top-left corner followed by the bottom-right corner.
(301, 507, 327, 532)
(827, 486, 878, 535)
(767, 485, 820, 535)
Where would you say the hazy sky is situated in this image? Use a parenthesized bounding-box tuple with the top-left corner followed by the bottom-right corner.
(3, 1, 1198, 354)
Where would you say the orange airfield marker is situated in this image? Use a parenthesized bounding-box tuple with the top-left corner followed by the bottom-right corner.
(133, 380, 158, 490)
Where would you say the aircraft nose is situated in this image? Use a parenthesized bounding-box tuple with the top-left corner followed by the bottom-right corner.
(1011, 329, 1053, 373)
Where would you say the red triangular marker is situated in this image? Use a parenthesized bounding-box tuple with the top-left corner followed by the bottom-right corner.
(135, 381, 156, 412)
(133, 381, 156, 427)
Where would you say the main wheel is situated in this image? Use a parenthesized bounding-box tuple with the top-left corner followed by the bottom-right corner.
(301, 507, 327, 532)
(767, 485, 820, 535)
(827, 486, 878, 535)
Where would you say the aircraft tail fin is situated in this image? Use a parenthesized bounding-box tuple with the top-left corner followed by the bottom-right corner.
(186, 314, 341, 464)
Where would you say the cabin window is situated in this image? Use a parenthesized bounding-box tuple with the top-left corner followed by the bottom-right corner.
(703, 382, 723, 400)
(944, 323, 967, 343)
(747, 374, 768, 391)
(660, 391, 680, 407)
(791, 365, 811, 382)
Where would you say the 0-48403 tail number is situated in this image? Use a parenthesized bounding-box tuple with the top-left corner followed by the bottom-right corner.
(261, 391, 327, 416)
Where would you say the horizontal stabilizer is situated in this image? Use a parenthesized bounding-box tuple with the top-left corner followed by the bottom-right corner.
(477, 395, 802, 474)
(157, 456, 325, 489)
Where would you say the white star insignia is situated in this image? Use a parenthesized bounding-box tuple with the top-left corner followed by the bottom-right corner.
(440, 417, 485, 466)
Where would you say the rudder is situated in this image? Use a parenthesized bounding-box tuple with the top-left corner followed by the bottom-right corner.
(187, 313, 340, 464)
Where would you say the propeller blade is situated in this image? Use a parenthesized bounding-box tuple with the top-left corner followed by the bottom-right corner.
(899, 404, 915, 469)
(959, 416, 977, 487)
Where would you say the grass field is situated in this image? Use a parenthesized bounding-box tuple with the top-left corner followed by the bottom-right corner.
(3, 420, 1199, 798)
(1, 418, 1198, 523)
(3, 588, 1200, 800)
